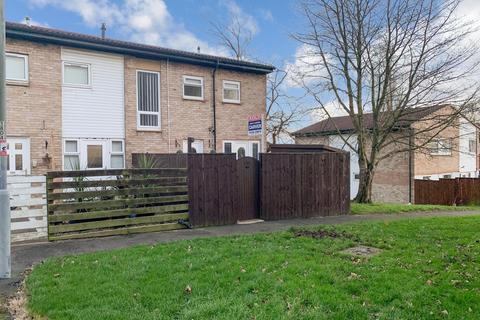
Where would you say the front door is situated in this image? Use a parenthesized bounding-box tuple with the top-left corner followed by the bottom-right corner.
(80, 140, 107, 170)
(7, 137, 30, 175)
(224, 140, 260, 159)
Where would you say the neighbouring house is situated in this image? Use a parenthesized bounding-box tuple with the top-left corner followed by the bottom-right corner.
(4, 21, 273, 242)
(293, 105, 478, 203)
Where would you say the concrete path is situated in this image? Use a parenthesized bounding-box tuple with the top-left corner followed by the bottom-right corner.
(1, 210, 480, 297)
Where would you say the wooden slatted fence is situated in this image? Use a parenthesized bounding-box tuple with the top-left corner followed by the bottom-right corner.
(46, 168, 189, 240)
(415, 178, 480, 205)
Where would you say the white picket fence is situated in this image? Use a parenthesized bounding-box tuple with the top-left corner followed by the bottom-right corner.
(8, 175, 48, 243)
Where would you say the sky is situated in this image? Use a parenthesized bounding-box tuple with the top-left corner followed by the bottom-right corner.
(5, 0, 480, 132)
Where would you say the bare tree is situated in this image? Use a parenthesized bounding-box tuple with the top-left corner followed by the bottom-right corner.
(294, 0, 479, 203)
(266, 69, 308, 144)
(211, 15, 253, 60)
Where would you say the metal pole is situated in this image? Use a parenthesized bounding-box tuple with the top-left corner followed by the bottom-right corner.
(0, 0, 11, 279)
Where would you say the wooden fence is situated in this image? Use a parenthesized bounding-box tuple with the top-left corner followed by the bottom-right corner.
(8, 175, 48, 242)
(415, 178, 480, 205)
(46, 168, 189, 240)
(187, 152, 350, 227)
(187, 154, 238, 227)
(261, 153, 350, 220)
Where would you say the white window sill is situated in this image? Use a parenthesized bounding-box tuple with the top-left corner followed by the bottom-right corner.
(222, 100, 241, 105)
(183, 96, 204, 102)
(63, 83, 92, 89)
(136, 127, 162, 132)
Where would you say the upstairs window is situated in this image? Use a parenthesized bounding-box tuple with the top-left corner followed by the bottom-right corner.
(137, 70, 160, 129)
(223, 80, 240, 103)
(6, 53, 28, 82)
(183, 76, 204, 100)
(469, 139, 476, 153)
(63, 62, 90, 86)
(428, 138, 452, 156)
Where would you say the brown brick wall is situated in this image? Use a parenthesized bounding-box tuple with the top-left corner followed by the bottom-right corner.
(412, 107, 460, 176)
(5, 39, 62, 175)
(124, 57, 266, 166)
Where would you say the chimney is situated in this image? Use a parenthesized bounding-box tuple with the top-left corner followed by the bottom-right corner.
(101, 23, 107, 39)
(24, 16, 31, 26)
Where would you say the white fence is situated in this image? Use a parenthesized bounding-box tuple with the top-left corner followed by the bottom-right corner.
(8, 175, 47, 243)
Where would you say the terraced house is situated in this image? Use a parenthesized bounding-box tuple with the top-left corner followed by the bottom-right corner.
(4, 21, 273, 176)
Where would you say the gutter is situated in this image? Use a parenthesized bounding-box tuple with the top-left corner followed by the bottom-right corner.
(6, 29, 274, 75)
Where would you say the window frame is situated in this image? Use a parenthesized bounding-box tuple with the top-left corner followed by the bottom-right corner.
(62, 61, 91, 88)
(183, 75, 204, 101)
(110, 140, 125, 169)
(6, 53, 29, 83)
(222, 80, 241, 104)
(429, 138, 452, 156)
(468, 139, 476, 154)
(136, 70, 161, 131)
(63, 139, 80, 170)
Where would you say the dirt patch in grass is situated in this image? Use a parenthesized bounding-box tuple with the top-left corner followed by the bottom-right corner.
(5, 268, 33, 320)
(341, 245, 382, 257)
(294, 229, 353, 239)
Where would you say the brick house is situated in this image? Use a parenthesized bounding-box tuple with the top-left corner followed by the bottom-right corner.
(293, 105, 478, 203)
(4, 22, 273, 176)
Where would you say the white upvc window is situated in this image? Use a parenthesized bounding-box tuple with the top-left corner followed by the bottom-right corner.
(137, 70, 161, 130)
(429, 138, 452, 156)
(64, 140, 80, 170)
(183, 75, 204, 100)
(6, 53, 28, 83)
(223, 140, 260, 159)
(468, 139, 476, 153)
(63, 62, 91, 87)
(223, 80, 240, 103)
(110, 140, 125, 169)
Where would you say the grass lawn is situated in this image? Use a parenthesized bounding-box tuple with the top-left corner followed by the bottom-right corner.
(26, 217, 480, 319)
(351, 202, 480, 215)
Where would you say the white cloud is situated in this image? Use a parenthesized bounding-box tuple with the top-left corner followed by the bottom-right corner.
(260, 9, 274, 22)
(284, 44, 328, 88)
(310, 100, 347, 121)
(222, 0, 259, 36)
(29, 0, 227, 55)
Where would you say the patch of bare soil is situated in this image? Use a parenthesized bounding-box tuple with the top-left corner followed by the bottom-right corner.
(294, 229, 353, 239)
(341, 245, 382, 257)
(6, 269, 34, 320)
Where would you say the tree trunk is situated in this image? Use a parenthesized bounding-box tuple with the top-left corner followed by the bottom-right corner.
(354, 161, 375, 203)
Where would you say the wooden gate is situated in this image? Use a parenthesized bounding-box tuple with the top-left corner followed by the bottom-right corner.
(236, 157, 260, 220)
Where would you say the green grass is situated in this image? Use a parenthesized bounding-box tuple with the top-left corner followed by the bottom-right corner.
(26, 217, 480, 319)
(351, 202, 480, 215)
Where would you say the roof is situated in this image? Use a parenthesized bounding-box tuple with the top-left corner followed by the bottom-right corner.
(294, 105, 449, 136)
(269, 144, 348, 154)
(5, 22, 275, 75)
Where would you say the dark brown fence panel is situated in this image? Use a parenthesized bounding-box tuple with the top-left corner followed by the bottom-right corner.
(260, 152, 350, 220)
(236, 157, 260, 220)
(132, 153, 187, 168)
(415, 178, 480, 205)
(188, 154, 238, 227)
(46, 168, 189, 240)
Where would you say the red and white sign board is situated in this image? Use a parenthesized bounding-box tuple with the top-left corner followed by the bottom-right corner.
(0, 139, 8, 157)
